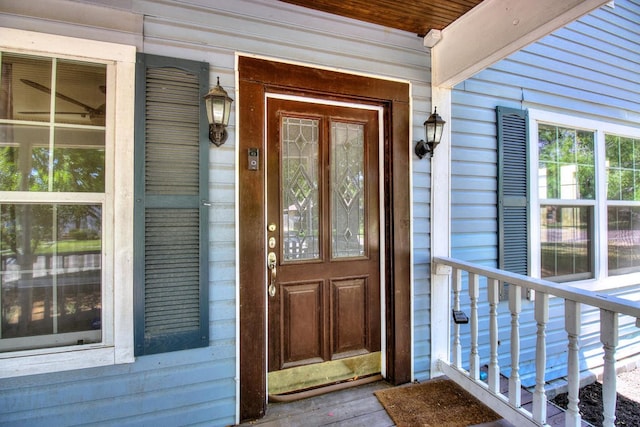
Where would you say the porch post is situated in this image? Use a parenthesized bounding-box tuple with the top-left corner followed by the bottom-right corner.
(429, 85, 452, 377)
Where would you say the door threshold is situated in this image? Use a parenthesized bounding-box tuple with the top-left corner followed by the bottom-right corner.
(268, 351, 381, 396)
(268, 374, 383, 403)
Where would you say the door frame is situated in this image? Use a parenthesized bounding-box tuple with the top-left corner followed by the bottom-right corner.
(238, 55, 412, 421)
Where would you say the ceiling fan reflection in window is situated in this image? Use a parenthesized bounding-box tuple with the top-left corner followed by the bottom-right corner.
(19, 79, 106, 126)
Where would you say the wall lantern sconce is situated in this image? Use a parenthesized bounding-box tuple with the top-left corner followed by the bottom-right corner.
(204, 77, 233, 146)
(415, 107, 446, 159)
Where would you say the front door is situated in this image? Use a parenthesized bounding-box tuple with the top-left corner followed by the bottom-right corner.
(266, 97, 380, 395)
(239, 56, 412, 421)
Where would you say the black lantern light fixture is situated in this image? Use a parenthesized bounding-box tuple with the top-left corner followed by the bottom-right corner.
(204, 77, 233, 146)
(415, 107, 446, 159)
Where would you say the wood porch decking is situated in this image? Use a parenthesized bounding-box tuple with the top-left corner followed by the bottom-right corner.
(238, 378, 588, 427)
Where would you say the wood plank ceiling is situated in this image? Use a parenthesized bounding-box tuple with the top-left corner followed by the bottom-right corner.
(278, 0, 485, 36)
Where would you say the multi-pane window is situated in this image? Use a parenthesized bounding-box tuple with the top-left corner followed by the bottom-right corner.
(532, 110, 640, 285)
(0, 52, 106, 352)
(0, 28, 135, 379)
(606, 135, 640, 275)
(538, 124, 595, 281)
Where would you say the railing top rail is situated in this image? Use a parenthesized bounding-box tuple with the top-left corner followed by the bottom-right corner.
(433, 256, 640, 320)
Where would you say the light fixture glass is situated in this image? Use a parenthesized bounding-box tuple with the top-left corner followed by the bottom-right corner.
(415, 107, 445, 159)
(203, 77, 233, 146)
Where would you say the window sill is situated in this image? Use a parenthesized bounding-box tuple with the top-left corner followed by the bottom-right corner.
(560, 272, 640, 293)
(0, 345, 134, 379)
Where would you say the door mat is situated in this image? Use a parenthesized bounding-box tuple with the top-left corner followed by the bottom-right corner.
(374, 377, 501, 427)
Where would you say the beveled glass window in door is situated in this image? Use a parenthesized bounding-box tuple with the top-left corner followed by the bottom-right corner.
(331, 121, 365, 258)
(281, 117, 320, 261)
(281, 117, 367, 261)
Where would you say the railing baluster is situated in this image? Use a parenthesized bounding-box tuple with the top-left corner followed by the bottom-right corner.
(532, 292, 548, 424)
(600, 309, 619, 427)
(433, 256, 640, 427)
(509, 284, 521, 407)
(469, 272, 480, 380)
(565, 300, 581, 427)
(453, 267, 462, 368)
(488, 278, 500, 392)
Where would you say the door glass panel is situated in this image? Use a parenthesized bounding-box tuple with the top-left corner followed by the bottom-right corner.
(281, 117, 319, 261)
(331, 121, 365, 258)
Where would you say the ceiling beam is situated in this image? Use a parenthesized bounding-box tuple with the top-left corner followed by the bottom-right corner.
(430, 0, 611, 88)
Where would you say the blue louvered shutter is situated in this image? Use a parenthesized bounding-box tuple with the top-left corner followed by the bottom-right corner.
(497, 107, 529, 293)
(134, 53, 209, 355)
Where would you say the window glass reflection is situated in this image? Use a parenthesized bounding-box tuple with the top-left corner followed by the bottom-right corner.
(538, 124, 595, 200)
(0, 203, 102, 351)
(0, 53, 52, 122)
(540, 205, 593, 281)
(55, 59, 106, 126)
(0, 125, 104, 192)
(608, 206, 640, 275)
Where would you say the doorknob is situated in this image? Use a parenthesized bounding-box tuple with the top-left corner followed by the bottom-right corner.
(268, 252, 277, 297)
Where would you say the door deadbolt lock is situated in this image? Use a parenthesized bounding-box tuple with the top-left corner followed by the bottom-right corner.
(269, 237, 276, 248)
(268, 252, 276, 269)
(268, 223, 276, 232)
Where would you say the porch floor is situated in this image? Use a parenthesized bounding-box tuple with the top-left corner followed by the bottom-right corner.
(237, 378, 588, 426)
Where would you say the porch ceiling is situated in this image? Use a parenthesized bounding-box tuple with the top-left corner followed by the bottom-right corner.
(277, 0, 485, 36)
(279, 0, 610, 88)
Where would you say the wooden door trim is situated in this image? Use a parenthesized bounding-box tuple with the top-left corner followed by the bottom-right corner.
(238, 56, 411, 421)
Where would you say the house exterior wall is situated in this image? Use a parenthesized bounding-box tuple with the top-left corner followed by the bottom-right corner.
(0, 0, 431, 424)
(2, 0, 637, 423)
(451, 0, 640, 387)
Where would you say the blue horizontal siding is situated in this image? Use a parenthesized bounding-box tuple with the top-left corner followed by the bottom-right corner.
(1, 0, 433, 423)
(0, 349, 237, 426)
(451, 0, 640, 387)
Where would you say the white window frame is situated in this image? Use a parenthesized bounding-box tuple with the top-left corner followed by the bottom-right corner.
(0, 28, 135, 378)
(529, 108, 640, 291)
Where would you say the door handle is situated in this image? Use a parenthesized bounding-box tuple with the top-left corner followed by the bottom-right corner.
(268, 252, 277, 297)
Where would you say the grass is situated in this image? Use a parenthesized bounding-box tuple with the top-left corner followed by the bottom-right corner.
(1, 240, 101, 256)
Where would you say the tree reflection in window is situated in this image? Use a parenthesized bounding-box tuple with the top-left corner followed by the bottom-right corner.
(0, 51, 105, 351)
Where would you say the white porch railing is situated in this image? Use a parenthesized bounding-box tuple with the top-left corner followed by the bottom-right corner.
(433, 256, 640, 427)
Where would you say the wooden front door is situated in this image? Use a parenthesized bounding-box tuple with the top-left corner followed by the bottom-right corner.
(239, 56, 412, 421)
(266, 98, 380, 393)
